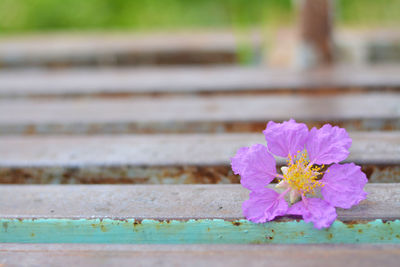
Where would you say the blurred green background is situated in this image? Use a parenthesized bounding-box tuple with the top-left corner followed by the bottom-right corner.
(0, 0, 399, 34)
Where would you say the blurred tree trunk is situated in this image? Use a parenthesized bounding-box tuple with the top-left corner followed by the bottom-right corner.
(296, 0, 333, 68)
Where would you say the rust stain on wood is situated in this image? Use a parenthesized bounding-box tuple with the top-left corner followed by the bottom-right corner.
(0, 164, 398, 184)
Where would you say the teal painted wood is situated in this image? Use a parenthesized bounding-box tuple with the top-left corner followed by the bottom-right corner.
(1, 219, 399, 244)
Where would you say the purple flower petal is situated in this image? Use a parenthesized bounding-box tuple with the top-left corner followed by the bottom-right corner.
(243, 188, 288, 223)
(239, 144, 277, 192)
(305, 124, 352, 164)
(231, 147, 250, 175)
(287, 201, 303, 215)
(263, 119, 309, 157)
(288, 198, 337, 229)
(321, 163, 368, 209)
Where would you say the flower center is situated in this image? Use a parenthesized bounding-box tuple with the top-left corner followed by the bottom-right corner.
(282, 151, 324, 195)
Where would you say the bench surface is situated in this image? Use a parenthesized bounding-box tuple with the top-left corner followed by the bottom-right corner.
(1, 29, 400, 264)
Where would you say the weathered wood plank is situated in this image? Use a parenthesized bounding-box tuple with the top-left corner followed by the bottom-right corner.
(0, 184, 399, 244)
(1, 93, 399, 135)
(0, 244, 399, 267)
(1, 184, 398, 220)
(0, 32, 238, 67)
(1, 66, 400, 98)
(0, 132, 399, 183)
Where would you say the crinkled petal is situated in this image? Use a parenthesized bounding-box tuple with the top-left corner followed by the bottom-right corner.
(321, 163, 368, 209)
(305, 124, 352, 164)
(287, 200, 303, 215)
(231, 147, 250, 175)
(288, 198, 337, 229)
(240, 144, 277, 192)
(263, 119, 309, 157)
(243, 188, 288, 223)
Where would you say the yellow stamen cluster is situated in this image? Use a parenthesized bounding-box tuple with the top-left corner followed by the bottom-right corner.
(283, 151, 324, 195)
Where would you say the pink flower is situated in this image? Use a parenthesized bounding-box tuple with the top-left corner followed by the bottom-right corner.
(231, 119, 368, 229)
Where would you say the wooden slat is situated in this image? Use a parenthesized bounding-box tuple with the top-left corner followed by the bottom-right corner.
(0, 66, 400, 98)
(0, 184, 399, 244)
(1, 93, 399, 135)
(0, 244, 399, 267)
(0, 132, 399, 183)
(0, 32, 238, 67)
(0, 184, 399, 220)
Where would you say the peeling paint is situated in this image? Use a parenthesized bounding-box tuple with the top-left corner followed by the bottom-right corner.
(0, 218, 399, 244)
(2, 222, 8, 232)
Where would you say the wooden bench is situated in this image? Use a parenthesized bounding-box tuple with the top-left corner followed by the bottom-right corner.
(1, 32, 400, 266)
(1, 72, 400, 265)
